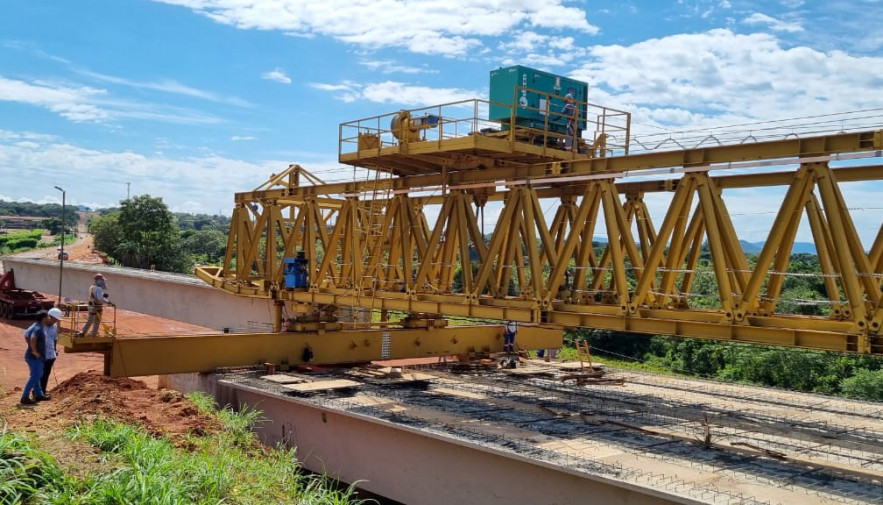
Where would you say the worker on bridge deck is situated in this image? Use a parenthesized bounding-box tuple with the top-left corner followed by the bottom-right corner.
(503, 320, 518, 353)
(77, 273, 110, 337)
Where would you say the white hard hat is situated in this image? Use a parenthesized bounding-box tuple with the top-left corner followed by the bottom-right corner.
(48, 308, 63, 319)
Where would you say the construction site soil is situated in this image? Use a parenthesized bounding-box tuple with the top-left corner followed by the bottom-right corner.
(0, 372, 221, 443)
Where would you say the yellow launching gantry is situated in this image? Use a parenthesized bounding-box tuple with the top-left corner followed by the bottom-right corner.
(66, 66, 883, 377)
(198, 65, 883, 359)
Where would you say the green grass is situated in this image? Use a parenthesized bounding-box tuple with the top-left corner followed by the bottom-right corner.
(0, 393, 366, 505)
(0, 229, 45, 254)
(555, 346, 686, 376)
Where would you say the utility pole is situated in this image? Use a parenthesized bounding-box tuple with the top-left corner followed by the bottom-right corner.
(53, 186, 66, 306)
(127, 182, 131, 200)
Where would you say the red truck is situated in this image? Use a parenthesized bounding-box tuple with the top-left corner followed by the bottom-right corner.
(0, 269, 54, 319)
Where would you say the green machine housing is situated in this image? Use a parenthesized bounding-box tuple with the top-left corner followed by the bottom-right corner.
(489, 65, 589, 135)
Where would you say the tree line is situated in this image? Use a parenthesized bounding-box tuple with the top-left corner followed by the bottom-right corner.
(89, 195, 229, 273)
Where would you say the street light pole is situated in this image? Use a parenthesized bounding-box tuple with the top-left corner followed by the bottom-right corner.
(54, 186, 65, 306)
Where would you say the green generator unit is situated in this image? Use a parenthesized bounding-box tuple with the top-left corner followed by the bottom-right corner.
(489, 65, 589, 134)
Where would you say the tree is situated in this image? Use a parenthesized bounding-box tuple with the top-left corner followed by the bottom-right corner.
(116, 196, 183, 270)
(90, 212, 123, 257)
(43, 213, 79, 235)
(181, 229, 227, 264)
(840, 369, 883, 401)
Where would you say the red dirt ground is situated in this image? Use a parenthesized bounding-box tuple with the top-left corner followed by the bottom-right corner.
(0, 303, 212, 393)
(0, 305, 219, 442)
(0, 371, 221, 444)
(1, 229, 221, 442)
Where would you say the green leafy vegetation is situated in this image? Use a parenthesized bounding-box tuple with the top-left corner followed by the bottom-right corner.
(90, 195, 229, 273)
(0, 229, 45, 254)
(566, 329, 883, 402)
(0, 393, 365, 504)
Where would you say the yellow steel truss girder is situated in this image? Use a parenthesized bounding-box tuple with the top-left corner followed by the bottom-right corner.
(60, 325, 564, 378)
(236, 130, 883, 201)
(545, 311, 859, 353)
(201, 131, 883, 356)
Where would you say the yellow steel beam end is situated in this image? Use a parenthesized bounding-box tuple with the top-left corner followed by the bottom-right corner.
(64, 325, 563, 378)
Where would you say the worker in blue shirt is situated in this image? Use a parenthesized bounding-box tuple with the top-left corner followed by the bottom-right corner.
(20, 310, 61, 405)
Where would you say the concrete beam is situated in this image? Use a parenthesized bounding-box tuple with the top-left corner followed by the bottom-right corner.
(0, 257, 273, 330)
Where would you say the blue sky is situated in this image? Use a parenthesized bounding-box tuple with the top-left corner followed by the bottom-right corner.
(1, 0, 883, 241)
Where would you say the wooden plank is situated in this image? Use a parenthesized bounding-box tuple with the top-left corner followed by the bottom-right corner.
(283, 379, 362, 393)
(261, 374, 305, 384)
(504, 367, 557, 376)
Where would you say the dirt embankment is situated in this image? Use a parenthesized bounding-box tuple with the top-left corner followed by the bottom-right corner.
(1, 371, 220, 443)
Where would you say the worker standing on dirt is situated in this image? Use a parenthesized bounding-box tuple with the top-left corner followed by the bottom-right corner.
(20, 310, 60, 405)
(39, 307, 64, 393)
(78, 273, 109, 337)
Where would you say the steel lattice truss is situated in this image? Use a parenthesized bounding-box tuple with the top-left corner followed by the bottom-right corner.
(197, 128, 883, 354)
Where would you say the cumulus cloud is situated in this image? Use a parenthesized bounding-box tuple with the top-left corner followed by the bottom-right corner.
(572, 29, 883, 134)
(0, 134, 285, 212)
(152, 0, 599, 56)
(498, 31, 587, 68)
(310, 80, 478, 106)
(261, 68, 291, 84)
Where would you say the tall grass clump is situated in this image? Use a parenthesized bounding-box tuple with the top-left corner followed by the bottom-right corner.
(0, 425, 71, 505)
(1, 395, 366, 504)
(58, 394, 366, 504)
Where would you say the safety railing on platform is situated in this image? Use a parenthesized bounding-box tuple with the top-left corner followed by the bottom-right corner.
(339, 93, 632, 160)
(504, 86, 631, 157)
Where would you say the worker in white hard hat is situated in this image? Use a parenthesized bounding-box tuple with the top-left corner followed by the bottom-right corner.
(40, 307, 64, 393)
(78, 273, 110, 337)
(20, 309, 62, 405)
(504, 320, 518, 352)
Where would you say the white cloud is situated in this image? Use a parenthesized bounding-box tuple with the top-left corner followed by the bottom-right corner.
(311, 81, 478, 106)
(358, 60, 437, 74)
(152, 0, 599, 57)
(0, 133, 286, 213)
(572, 29, 883, 136)
(0, 75, 224, 124)
(0, 76, 109, 122)
(76, 69, 251, 106)
(231, 135, 256, 141)
(261, 68, 291, 84)
(498, 31, 587, 68)
(743, 12, 804, 33)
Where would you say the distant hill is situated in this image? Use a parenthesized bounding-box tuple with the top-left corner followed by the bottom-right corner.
(593, 236, 818, 255)
(739, 240, 817, 255)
